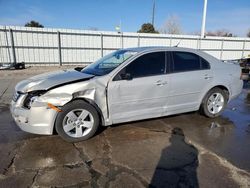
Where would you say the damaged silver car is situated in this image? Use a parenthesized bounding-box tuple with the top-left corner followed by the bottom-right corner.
(10, 47, 243, 142)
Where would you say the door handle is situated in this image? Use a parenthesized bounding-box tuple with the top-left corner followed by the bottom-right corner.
(204, 74, 213, 79)
(156, 80, 168, 86)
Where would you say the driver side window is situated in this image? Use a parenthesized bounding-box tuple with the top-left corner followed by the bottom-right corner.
(114, 52, 166, 80)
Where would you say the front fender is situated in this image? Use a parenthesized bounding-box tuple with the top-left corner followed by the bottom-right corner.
(33, 88, 96, 107)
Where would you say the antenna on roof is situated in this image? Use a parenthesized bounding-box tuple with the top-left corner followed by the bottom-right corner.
(174, 40, 182, 47)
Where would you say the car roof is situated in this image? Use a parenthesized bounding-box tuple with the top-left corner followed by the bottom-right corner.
(124, 46, 197, 52)
(124, 46, 220, 63)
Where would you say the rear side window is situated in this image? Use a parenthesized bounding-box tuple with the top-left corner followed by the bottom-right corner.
(172, 52, 200, 72)
(171, 52, 210, 73)
(124, 52, 165, 78)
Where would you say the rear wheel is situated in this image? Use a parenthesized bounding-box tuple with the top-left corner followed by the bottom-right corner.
(201, 88, 228, 118)
(55, 100, 99, 142)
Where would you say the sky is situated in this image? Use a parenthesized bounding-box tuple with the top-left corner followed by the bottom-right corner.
(0, 0, 249, 36)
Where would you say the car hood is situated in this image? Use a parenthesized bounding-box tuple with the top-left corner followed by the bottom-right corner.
(16, 69, 94, 93)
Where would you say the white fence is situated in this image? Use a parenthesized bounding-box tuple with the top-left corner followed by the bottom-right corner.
(0, 25, 250, 66)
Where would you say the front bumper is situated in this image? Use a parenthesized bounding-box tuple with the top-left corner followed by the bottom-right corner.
(10, 99, 57, 135)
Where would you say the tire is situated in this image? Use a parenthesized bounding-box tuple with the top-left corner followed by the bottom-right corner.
(200, 88, 228, 118)
(21, 63, 25, 69)
(55, 100, 99, 142)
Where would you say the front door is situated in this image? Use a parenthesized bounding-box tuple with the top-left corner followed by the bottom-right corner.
(108, 51, 170, 123)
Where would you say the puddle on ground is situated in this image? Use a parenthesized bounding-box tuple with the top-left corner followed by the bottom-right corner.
(161, 89, 250, 172)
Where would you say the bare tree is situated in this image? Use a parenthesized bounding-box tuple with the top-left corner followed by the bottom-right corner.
(160, 15, 182, 34)
(247, 29, 250, 37)
(206, 29, 235, 37)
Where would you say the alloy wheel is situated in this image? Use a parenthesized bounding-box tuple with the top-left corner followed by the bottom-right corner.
(207, 92, 225, 114)
(62, 109, 94, 138)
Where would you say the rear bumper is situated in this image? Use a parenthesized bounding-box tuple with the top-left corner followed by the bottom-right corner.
(10, 100, 57, 135)
(229, 80, 243, 101)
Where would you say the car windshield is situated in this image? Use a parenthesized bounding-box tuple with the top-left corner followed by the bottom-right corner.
(81, 49, 137, 76)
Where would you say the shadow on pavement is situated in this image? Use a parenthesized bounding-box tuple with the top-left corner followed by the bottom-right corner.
(149, 128, 199, 188)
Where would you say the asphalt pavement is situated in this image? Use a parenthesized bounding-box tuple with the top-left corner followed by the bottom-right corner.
(0, 67, 249, 187)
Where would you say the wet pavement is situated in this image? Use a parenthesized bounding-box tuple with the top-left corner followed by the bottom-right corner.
(160, 88, 250, 172)
(0, 67, 250, 187)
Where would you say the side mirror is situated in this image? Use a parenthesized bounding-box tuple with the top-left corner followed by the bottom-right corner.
(121, 73, 133, 80)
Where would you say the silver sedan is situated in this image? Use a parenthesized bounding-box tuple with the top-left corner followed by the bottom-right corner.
(10, 47, 243, 142)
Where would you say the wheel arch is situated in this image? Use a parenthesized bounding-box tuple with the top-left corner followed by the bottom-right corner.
(52, 97, 105, 134)
(199, 85, 230, 117)
(71, 97, 105, 126)
(200, 85, 230, 108)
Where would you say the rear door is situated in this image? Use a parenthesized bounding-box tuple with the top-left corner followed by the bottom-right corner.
(166, 51, 213, 113)
(108, 51, 170, 123)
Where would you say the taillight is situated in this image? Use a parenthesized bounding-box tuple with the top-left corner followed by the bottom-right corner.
(241, 68, 249, 80)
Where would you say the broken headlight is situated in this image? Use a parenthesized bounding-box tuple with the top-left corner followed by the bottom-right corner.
(23, 90, 46, 109)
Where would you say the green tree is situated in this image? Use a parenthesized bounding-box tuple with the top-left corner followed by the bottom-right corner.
(25, 20, 44, 28)
(138, 23, 159, 33)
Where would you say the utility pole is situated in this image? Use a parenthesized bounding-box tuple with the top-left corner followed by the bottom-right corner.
(119, 20, 122, 33)
(152, 0, 155, 26)
(201, 0, 208, 38)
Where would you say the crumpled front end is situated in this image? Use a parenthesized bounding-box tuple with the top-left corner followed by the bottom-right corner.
(10, 92, 57, 135)
(37, 76, 110, 125)
(10, 73, 111, 136)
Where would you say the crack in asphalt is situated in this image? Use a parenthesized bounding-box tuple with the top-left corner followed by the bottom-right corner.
(63, 163, 84, 169)
(72, 143, 102, 188)
(2, 143, 20, 175)
(101, 131, 148, 188)
(30, 170, 39, 187)
(72, 132, 149, 187)
(34, 168, 90, 188)
(0, 87, 9, 100)
(3, 154, 15, 175)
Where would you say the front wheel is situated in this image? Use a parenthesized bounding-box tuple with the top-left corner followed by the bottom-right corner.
(201, 88, 228, 118)
(55, 100, 99, 142)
